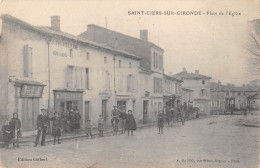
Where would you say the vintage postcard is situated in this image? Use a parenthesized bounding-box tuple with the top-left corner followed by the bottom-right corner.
(0, 0, 259, 168)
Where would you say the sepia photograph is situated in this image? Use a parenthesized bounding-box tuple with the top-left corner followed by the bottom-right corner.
(0, 0, 259, 168)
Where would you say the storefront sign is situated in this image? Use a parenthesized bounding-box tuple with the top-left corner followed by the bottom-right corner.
(21, 85, 44, 98)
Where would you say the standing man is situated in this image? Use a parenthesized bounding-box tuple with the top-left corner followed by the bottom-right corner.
(119, 110, 127, 134)
(157, 110, 164, 134)
(34, 109, 49, 147)
(111, 106, 120, 135)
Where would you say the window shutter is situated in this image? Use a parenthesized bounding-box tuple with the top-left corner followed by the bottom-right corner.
(24, 45, 29, 77)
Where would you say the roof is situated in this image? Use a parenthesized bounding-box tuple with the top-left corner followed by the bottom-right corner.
(1, 14, 140, 60)
(182, 88, 193, 92)
(13, 79, 46, 86)
(163, 74, 183, 82)
(78, 24, 164, 70)
(210, 82, 260, 92)
(172, 71, 211, 80)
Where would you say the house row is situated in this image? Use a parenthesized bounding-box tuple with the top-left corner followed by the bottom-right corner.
(0, 15, 183, 136)
(210, 80, 260, 114)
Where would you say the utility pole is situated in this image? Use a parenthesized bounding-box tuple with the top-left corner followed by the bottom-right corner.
(113, 54, 116, 106)
(47, 40, 51, 114)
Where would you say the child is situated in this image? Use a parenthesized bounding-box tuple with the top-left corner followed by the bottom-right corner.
(2, 121, 12, 149)
(85, 120, 93, 139)
(52, 113, 62, 145)
(9, 112, 21, 148)
(98, 115, 105, 137)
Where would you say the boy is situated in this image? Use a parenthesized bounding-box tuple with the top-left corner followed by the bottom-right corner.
(98, 115, 105, 137)
(85, 120, 93, 139)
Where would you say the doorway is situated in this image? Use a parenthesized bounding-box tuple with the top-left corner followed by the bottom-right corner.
(102, 100, 107, 124)
(85, 101, 90, 123)
(143, 100, 148, 123)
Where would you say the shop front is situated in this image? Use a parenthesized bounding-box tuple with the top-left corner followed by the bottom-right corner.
(54, 90, 83, 124)
(13, 80, 45, 136)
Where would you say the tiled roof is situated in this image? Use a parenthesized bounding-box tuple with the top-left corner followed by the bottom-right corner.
(210, 82, 260, 92)
(172, 71, 211, 80)
(13, 79, 46, 86)
(1, 14, 140, 60)
(163, 74, 183, 82)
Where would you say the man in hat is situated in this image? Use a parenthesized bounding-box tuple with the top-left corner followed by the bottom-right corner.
(34, 109, 50, 147)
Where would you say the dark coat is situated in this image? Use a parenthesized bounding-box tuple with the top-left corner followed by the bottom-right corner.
(75, 113, 81, 123)
(52, 117, 61, 137)
(9, 118, 21, 139)
(37, 114, 49, 129)
(157, 113, 164, 128)
(2, 124, 12, 142)
(125, 114, 136, 130)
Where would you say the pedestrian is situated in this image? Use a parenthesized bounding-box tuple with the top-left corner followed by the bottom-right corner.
(51, 113, 62, 145)
(165, 106, 171, 126)
(64, 111, 71, 132)
(125, 110, 137, 136)
(157, 111, 164, 134)
(98, 115, 105, 137)
(9, 112, 22, 148)
(75, 109, 81, 132)
(34, 109, 49, 147)
(2, 120, 12, 149)
(180, 106, 186, 126)
(111, 106, 120, 135)
(85, 120, 93, 139)
(70, 110, 76, 132)
(119, 110, 127, 134)
(170, 107, 175, 127)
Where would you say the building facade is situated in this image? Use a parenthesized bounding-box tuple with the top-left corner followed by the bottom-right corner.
(172, 68, 211, 115)
(210, 81, 260, 114)
(79, 25, 183, 123)
(0, 15, 141, 136)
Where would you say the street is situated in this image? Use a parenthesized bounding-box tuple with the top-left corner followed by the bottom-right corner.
(0, 115, 259, 168)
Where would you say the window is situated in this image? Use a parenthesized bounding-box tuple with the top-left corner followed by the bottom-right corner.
(127, 75, 134, 92)
(85, 68, 89, 89)
(117, 101, 126, 112)
(159, 55, 163, 69)
(86, 52, 90, 60)
(24, 45, 32, 77)
(153, 52, 158, 68)
(119, 60, 121, 68)
(104, 57, 107, 64)
(238, 92, 241, 96)
(105, 71, 110, 91)
(226, 92, 229, 96)
(232, 92, 235, 96)
(202, 80, 205, 84)
(66, 66, 74, 88)
(154, 77, 162, 93)
(200, 89, 207, 97)
(69, 49, 73, 57)
(129, 62, 132, 68)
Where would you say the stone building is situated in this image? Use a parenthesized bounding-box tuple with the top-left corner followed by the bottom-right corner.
(79, 25, 182, 123)
(172, 68, 211, 115)
(0, 15, 141, 136)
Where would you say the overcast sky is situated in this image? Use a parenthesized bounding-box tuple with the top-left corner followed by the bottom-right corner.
(1, 0, 259, 85)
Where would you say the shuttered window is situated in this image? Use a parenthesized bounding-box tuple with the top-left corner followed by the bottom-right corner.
(24, 45, 32, 77)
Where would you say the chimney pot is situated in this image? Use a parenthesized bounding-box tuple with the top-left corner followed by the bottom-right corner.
(51, 16, 60, 31)
(182, 67, 187, 73)
(140, 30, 148, 41)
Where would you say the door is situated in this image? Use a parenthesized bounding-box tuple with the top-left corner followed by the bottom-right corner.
(21, 98, 39, 131)
(85, 101, 90, 123)
(117, 101, 126, 112)
(102, 100, 107, 124)
(143, 100, 148, 123)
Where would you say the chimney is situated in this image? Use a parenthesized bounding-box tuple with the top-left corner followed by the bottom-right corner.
(51, 16, 60, 31)
(195, 70, 199, 74)
(169, 72, 172, 76)
(140, 30, 148, 41)
(182, 67, 187, 73)
(115, 38, 118, 48)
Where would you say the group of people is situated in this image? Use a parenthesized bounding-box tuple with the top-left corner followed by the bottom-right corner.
(2, 113, 21, 149)
(110, 106, 137, 136)
(62, 109, 81, 132)
(157, 105, 198, 134)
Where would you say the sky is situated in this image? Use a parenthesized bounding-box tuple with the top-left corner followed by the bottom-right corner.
(1, 0, 259, 85)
